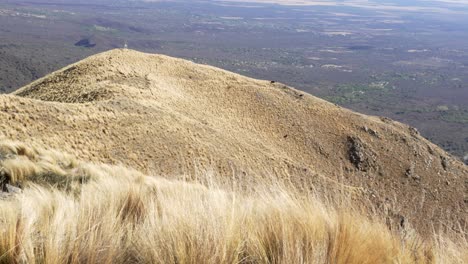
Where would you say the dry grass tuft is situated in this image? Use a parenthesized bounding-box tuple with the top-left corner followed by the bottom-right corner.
(0, 140, 466, 264)
(0, 140, 90, 191)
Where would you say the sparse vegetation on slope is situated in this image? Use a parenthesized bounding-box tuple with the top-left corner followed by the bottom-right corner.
(0, 140, 466, 264)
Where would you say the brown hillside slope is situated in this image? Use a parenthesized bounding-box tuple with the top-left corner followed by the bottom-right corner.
(3, 49, 467, 235)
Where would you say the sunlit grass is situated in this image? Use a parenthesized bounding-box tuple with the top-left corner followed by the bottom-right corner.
(0, 140, 466, 264)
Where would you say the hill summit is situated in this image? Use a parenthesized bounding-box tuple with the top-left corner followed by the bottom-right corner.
(2, 49, 467, 235)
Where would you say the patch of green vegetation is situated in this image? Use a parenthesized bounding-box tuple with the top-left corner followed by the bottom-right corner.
(92, 25, 118, 33)
(394, 105, 468, 124)
(325, 82, 392, 105)
(395, 106, 433, 115)
(388, 73, 417, 81)
(440, 110, 468, 124)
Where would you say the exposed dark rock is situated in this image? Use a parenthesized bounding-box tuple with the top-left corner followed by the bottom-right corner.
(427, 145, 435, 155)
(441, 155, 449, 170)
(398, 214, 407, 229)
(380, 117, 393, 123)
(405, 164, 414, 177)
(347, 136, 377, 172)
(405, 164, 420, 181)
(409, 126, 420, 137)
(362, 126, 380, 138)
(0, 168, 8, 192)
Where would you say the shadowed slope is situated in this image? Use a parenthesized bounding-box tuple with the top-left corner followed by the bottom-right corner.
(2, 49, 467, 236)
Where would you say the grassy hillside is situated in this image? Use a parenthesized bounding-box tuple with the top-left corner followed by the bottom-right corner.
(0, 139, 466, 263)
(0, 49, 466, 263)
(2, 49, 466, 237)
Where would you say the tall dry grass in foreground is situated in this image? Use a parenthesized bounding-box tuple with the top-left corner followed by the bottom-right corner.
(0, 140, 466, 264)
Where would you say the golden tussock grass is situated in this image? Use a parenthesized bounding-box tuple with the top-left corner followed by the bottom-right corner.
(0, 140, 466, 264)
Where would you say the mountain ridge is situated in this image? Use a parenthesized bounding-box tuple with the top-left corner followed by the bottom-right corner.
(2, 49, 466, 236)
